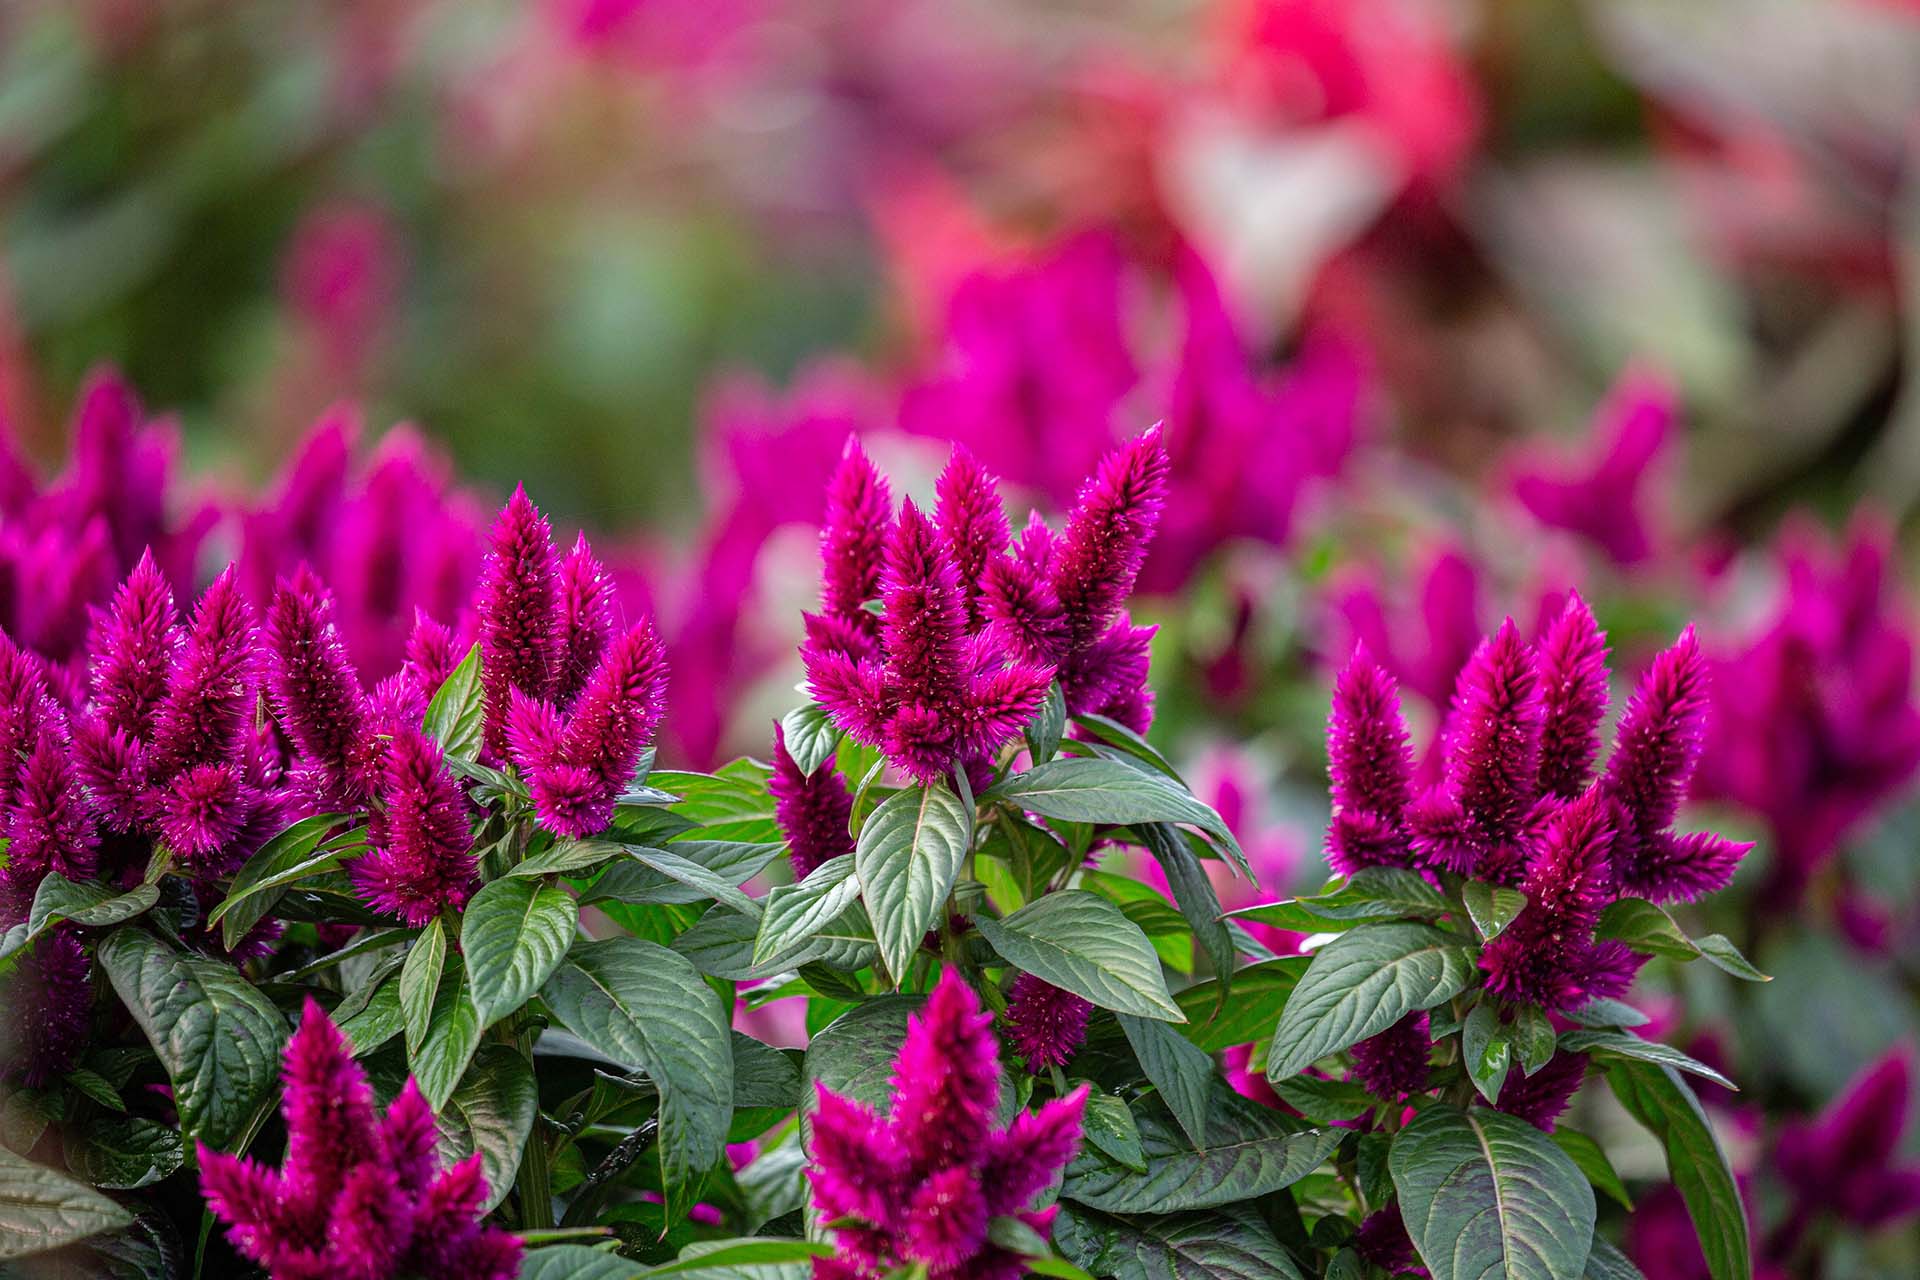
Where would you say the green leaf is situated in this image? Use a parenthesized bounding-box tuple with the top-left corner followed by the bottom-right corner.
(1552, 1127, 1632, 1211)
(1081, 1091, 1147, 1173)
(401, 918, 447, 1057)
(1595, 900, 1768, 981)
(1291, 868, 1452, 922)
(645, 1238, 835, 1275)
(517, 1244, 647, 1279)
(207, 812, 354, 948)
(1117, 1013, 1213, 1150)
(586, 841, 783, 908)
(1464, 1003, 1513, 1103)
(752, 856, 863, 968)
(412, 956, 483, 1112)
(1513, 1005, 1559, 1074)
(1559, 1030, 1734, 1091)
(540, 937, 735, 1221)
(803, 996, 917, 1113)
(18, 875, 159, 948)
(95, 929, 287, 1148)
(986, 757, 1248, 879)
(1063, 1093, 1338, 1212)
(1389, 1105, 1596, 1280)
(1053, 1202, 1308, 1280)
(1026, 682, 1067, 766)
(436, 1045, 537, 1213)
(1266, 923, 1477, 1081)
(338, 969, 405, 1057)
(63, 1069, 124, 1114)
(975, 891, 1183, 1021)
(0, 1144, 134, 1260)
(61, 1117, 184, 1190)
(1463, 881, 1528, 941)
(1273, 1077, 1377, 1125)
(1066, 713, 1185, 783)
(1139, 824, 1234, 988)
(1583, 1234, 1647, 1280)
(1173, 959, 1307, 1053)
(1605, 1062, 1750, 1280)
(854, 782, 973, 982)
(508, 838, 627, 879)
(423, 642, 484, 760)
(463, 877, 579, 1027)
(780, 703, 842, 777)
(619, 846, 762, 919)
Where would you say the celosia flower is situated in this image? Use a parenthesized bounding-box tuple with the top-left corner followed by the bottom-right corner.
(555, 532, 616, 707)
(769, 722, 854, 880)
(1534, 592, 1610, 799)
(935, 448, 1010, 629)
(817, 437, 893, 651)
(1352, 1205, 1418, 1277)
(147, 568, 259, 782)
(198, 1000, 522, 1280)
(1, 715, 99, 916)
(266, 566, 374, 807)
(1478, 794, 1631, 1011)
(1349, 1012, 1430, 1100)
(1003, 973, 1093, 1074)
(806, 970, 1085, 1278)
(1509, 368, 1674, 567)
(1694, 515, 1920, 907)
(351, 726, 477, 925)
(1771, 1050, 1920, 1235)
(477, 485, 562, 760)
(1325, 643, 1415, 874)
(1492, 1050, 1589, 1132)
(0, 926, 91, 1087)
(86, 549, 179, 740)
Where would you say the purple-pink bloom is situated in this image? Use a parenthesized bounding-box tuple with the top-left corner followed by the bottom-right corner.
(86, 549, 179, 740)
(768, 722, 854, 880)
(0, 926, 91, 1087)
(351, 726, 477, 925)
(476, 485, 562, 760)
(1492, 1050, 1589, 1132)
(806, 970, 1085, 1278)
(198, 999, 521, 1280)
(935, 448, 1011, 629)
(1479, 793, 1627, 1011)
(1509, 367, 1674, 566)
(1534, 591, 1610, 799)
(1, 715, 100, 916)
(265, 566, 374, 807)
(817, 437, 893, 651)
(555, 532, 616, 708)
(147, 568, 259, 782)
(1350, 1011, 1430, 1099)
(1325, 643, 1415, 873)
(1003, 973, 1093, 1074)
(1771, 1049, 1920, 1236)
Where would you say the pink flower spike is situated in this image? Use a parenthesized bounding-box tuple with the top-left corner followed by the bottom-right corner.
(819, 436, 892, 645)
(1325, 644, 1414, 872)
(265, 565, 372, 803)
(1052, 426, 1170, 659)
(1602, 627, 1713, 898)
(934, 446, 1010, 627)
(1003, 973, 1092, 1073)
(769, 721, 854, 880)
(149, 567, 259, 779)
(555, 531, 616, 708)
(476, 485, 561, 759)
(1534, 592, 1610, 799)
(87, 549, 180, 739)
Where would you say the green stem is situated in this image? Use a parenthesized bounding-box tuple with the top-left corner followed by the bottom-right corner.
(515, 1021, 555, 1229)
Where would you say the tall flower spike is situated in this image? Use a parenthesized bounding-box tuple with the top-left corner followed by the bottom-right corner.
(87, 549, 179, 739)
(889, 970, 1003, 1177)
(819, 437, 892, 645)
(1326, 644, 1415, 873)
(869, 501, 977, 784)
(3, 717, 100, 904)
(529, 621, 669, 837)
(934, 447, 1010, 628)
(0, 927, 91, 1086)
(351, 726, 476, 925)
(265, 565, 372, 804)
(769, 722, 854, 880)
(199, 1000, 522, 1280)
(1052, 426, 1169, 660)
(405, 612, 461, 693)
(1774, 1050, 1920, 1232)
(148, 568, 259, 779)
(476, 485, 561, 760)
(555, 532, 616, 708)
(1350, 1012, 1430, 1100)
(1479, 792, 1619, 1010)
(1493, 1051, 1589, 1132)
(1004, 973, 1093, 1074)
(1534, 592, 1610, 799)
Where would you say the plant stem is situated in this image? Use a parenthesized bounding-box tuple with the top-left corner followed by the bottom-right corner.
(515, 1020, 555, 1229)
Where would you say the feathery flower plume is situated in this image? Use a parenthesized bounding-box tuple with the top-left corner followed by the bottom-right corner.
(198, 1000, 522, 1280)
(1003, 973, 1093, 1074)
(351, 726, 477, 925)
(266, 566, 373, 806)
(1325, 644, 1415, 873)
(0, 927, 92, 1087)
(1509, 368, 1674, 567)
(86, 549, 180, 739)
(1492, 1050, 1589, 1132)
(934, 448, 1010, 628)
(1353, 1205, 1418, 1276)
(1479, 793, 1628, 1010)
(1349, 1012, 1431, 1100)
(2, 716, 100, 912)
(818, 438, 892, 648)
(1772, 1050, 1920, 1236)
(555, 532, 616, 707)
(148, 568, 259, 781)
(769, 722, 854, 879)
(1534, 593, 1610, 799)
(806, 970, 1086, 1277)
(477, 485, 561, 759)
(1409, 620, 1544, 883)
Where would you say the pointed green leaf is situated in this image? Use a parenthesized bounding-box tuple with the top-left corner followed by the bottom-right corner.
(1063, 1092, 1338, 1212)
(1117, 1013, 1214, 1150)
(752, 855, 862, 968)
(1559, 1030, 1735, 1091)
(1081, 1091, 1147, 1173)
(855, 782, 973, 981)
(1267, 923, 1477, 1081)
(987, 757, 1248, 880)
(1463, 881, 1528, 941)
(412, 955, 482, 1111)
(1026, 682, 1067, 766)
(208, 812, 355, 947)
(423, 643, 484, 760)
(1605, 1062, 1750, 1280)
(1552, 1127, 1632, 1211)
(400, 919, 447, 1057)
(1053, 1202, 1307, 1280)
(779, 703, 842, 777)
(462, 877, 578, 1027)
(0, 1144, 134, 1260)
(435, 1045, 537, 1213)
(976, 891, 1183, 1021)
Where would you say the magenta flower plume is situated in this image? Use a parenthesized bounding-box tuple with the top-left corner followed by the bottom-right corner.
(1325, 644, 1415, 873)
(405, 612, 460, 693)
(1003, 973, 1093, 1074)
(148, 568, 259, 780)
(1534, 593, 1610, 799)
(1408, 619, 1544, 883)
(806, 970, 1086, 1278)
(1479, 793, 1628, 1011)
(351, 726, 477, 925)
(1349, 1011, 1430, 1099)
(0, 927, 91, 1087)
(1510, 367, 1674, 566)
(198, 1000, 522, 1280)
(477, 485, 561, 759)
(2, 717, 100, 909)
(934, 448, 1010, 628)
(555, 532, 616, 707)
(508, 621, 668, 838)
(1492, 1050, 1588, 1132)
(86, 549, 180, 739)
(1772, 1050, 1920, 1234)
(266, 566, 374, 806)
(769, 722, 854, 880)
(818, 437, 893, 647)
(1602, 629, 1747, 901)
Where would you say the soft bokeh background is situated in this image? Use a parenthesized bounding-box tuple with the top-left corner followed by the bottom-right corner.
(5, 2, 1920, 1275)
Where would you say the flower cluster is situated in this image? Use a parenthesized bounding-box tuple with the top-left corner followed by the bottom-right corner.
(802, 429, 1168, 784)
(1326, 593, 1753, 1010)
(806, 970, 1086, 1278)
(199, 1000, 522, 1280)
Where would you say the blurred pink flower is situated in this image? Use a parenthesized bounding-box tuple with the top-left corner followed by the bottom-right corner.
(1508, 367, 1677, 567)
